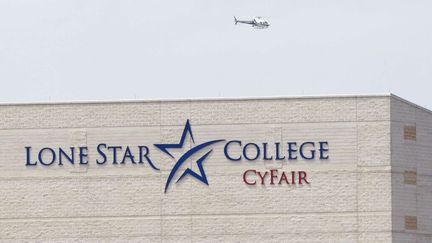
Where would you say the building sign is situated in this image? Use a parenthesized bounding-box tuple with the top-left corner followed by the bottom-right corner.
(25, 120, 329, 192)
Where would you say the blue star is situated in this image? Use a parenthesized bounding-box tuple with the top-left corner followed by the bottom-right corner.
(154, 120, 224, 193)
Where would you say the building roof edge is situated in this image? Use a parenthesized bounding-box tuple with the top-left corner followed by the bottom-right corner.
(390, 93, 432, 115)
(0, 93, 393, 106)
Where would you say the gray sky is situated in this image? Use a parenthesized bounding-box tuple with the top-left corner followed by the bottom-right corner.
(0, 0, 431, 109)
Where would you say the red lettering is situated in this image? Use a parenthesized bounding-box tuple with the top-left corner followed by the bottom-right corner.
(242, 170, 311, 186)
(257, 171, 268, 185)
(270, 169, 278, 185)
(298, 171, 310, 184)
(278, 171, 290, 184)
(243, 170, 257, 185)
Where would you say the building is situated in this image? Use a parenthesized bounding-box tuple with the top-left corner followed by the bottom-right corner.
(0, 94, 430, 242)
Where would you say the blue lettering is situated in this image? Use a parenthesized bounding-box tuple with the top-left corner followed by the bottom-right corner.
(79, 147, 88, 165)
(300, 142, 315, 160)
(287, 142, 297, 160)
(108, 146, 122, 164)
(224, 140, 242, 161)
(262, 143, 273, 160)
(138, 146, 160, 170)
(39, 147, 56, 166)
(319, 141, 329, 159)
(25, 147, 37, 166)
(96, 143, 107, 164)
(121, 146, 136, 164)
(243, 143, 260, 161)
(59, 147, 74, 165)
(275, 142, 285, 160)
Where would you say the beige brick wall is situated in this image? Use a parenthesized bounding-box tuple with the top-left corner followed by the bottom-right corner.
(0, 95, 398, 242)
(391, 96, 432, 243)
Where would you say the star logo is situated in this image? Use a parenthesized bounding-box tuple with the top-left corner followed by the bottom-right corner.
(154, 120, 224, 193)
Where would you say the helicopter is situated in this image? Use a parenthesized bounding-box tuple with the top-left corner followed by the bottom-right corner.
(234, 16, 270, 29)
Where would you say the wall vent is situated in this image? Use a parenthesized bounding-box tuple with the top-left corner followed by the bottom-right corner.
(405, 216, 417, 230)
(404, 171, 417, 185)
(404, 125, 416, 141)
